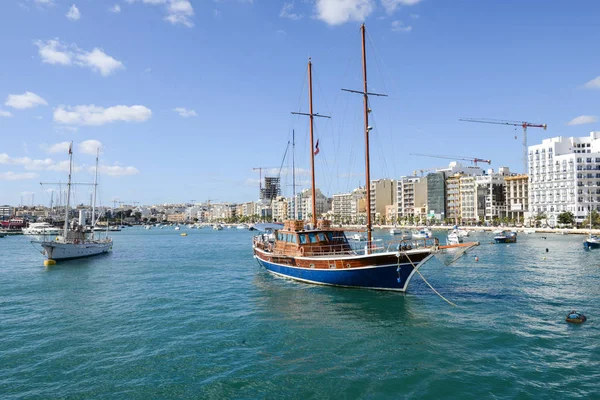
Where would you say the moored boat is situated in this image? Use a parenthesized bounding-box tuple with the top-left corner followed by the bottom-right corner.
(32, 145, 112, 262)
(494, 231, 517, 243)
(447, 229, 463, 246)
(22, 222, 61, 236)
(252, 25, 445, 292)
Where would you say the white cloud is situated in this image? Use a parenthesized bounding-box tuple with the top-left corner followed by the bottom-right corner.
(66, 4, 80, 20)
(109, 4, 121, 13)
(54, 104, 152, 126)
(391, 20, 412, 32)
(5, 92, 48, 109)
(128, 0, 194, 27)
(78, 140, 104, 155)
(280, 2, 303, 20)
(0, 172, 39, 181)
(382, 0, 422, 14)
(45, 141, 71, 154)
(75, 48, 124, 76)
(0, 110, 13, 117)
(47, 160, 83, 172)
(97, 165, 140, 176)
(582, 76, 600, 89)
(165, 0, 194, 27)
(567, 115, 598, 126)
(0, 153, 54, 170)
(315, 0, 374, 26)
(34, 39, 72, 65)
(173, 107, 197, 117)
(35, 39, 124, 76)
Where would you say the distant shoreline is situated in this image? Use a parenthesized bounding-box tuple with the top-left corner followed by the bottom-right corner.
(335, 224, 600, 236)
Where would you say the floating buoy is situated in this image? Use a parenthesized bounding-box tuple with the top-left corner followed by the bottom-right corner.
(180, 233, 188, 236)
(44, 259, 56, 266)
(543, 256, 546, 260)
(546, 248, 549, 253)
(475, 257, 479, 262)
(566, 311, 587, 324)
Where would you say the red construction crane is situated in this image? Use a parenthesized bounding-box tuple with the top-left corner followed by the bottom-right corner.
(459, 118, 547, 173)
(410, 153, 491, 166)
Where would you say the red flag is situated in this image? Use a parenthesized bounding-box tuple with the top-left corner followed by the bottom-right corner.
(314, 140, 320, 156)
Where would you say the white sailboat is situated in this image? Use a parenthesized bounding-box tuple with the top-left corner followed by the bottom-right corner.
(33, 144, 112, 263)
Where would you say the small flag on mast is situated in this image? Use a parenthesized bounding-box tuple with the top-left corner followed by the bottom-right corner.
(314, 140, 320, 156)
(68, 143, 72, 155)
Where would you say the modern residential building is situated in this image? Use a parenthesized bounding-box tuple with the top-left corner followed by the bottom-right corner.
(529, 132, 600, 226)
(331, 187, 366, 224)
(260, 177, 281, 202)
(0, 205, 12, 219)
(299, 188, 331, 221)
(370, 179, 396, 223)
(475, 167, 511, 223)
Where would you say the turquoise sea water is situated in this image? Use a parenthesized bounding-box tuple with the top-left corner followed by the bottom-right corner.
(1, 228, 599, 399)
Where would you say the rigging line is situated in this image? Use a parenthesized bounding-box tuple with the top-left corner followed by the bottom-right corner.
(403, 252, 457, 307)
(366, 28, 394, 99)
(367, 106, 391, 181)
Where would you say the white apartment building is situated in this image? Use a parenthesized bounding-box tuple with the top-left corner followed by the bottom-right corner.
(0, 205, 14, 218)
(529, 132, 600, 226)
(299, 188, 331, 221)
(271, 196, 289, 223)
(505, 175, 529, 223)
(332, 187, 366, 223)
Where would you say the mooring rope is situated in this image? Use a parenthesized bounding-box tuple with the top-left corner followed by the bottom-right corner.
(401, 252, 457, 307)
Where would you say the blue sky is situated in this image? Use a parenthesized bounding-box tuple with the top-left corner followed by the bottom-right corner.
(1, 0, 599, 207)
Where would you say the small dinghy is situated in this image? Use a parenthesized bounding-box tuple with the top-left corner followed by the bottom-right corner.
(566, 311, 587, 324)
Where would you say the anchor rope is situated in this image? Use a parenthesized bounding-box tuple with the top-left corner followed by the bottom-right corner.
(401, 252, 457, 307)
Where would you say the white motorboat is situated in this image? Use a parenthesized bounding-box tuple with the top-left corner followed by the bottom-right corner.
(523, 228, 536, 234)
(237, 224, 249, 230)
(447, 229, 463, 245)
(22, 222, 61, 236)
(412, 228, 432, 239)
(33, 145, 112, 262)
(213, 224, 224, 231)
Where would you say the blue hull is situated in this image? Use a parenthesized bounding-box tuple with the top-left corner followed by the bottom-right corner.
(255, 255, 432, 292)
(584, 240, 600, 249)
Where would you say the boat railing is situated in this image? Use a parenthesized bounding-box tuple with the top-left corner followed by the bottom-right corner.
(385, 238, 439, 252)
(299, 243, 358, 257)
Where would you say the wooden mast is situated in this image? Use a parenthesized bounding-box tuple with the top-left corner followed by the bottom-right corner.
(361, 24, 372, 246)
(291, 59, 330, 227)
(308, 59, 317, 228)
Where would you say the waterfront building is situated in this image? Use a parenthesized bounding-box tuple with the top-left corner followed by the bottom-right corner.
(529, 132, 600, 226)
(271, 196, 289, 223)
(370, 179, 397, 224)
(299, 188, 331, 221)
(0, 205, 13, 219)
(331, 187, 366, 224)
(505, 175, 529, 224)
(475, 167, 511, 223)
(426, 172, 446, 222)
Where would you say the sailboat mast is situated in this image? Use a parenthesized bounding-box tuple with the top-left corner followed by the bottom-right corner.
(91, 148, 99, 231)
(63, 142, 73, 237)
(308, 58, 317, 228)
(292, 129, 297, 220)
(361, 24, 373, 246)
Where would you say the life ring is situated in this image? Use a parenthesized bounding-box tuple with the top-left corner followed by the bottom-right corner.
(300, 247, 305, 256)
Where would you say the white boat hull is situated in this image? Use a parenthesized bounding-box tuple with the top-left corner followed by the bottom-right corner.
(39, 241, 112, 260)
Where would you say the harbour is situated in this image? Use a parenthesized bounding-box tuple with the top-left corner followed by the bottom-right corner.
(1, 227, 599, 398)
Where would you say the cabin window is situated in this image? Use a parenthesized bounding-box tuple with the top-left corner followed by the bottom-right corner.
(290, 235, 297, 244)
(277, 232, 284, 241)
(317, 233, 326, 242)
(308, 233, 318, 243)
(299, 234, 307, 244)
(326, 232, 334, 242)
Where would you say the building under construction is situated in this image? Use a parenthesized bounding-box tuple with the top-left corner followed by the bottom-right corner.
(260, 177, 281, 203)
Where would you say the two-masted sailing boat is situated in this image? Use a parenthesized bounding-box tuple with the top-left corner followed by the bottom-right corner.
(252, 25, 437, 291)
(33, 143, 112, 263)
